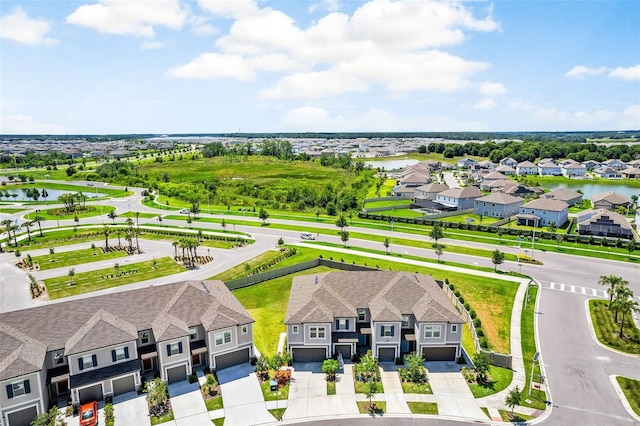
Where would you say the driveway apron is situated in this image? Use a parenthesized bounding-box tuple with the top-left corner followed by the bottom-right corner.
(113, 391, 150, 426)
(379, 365, 411, 414)
(218, 363, 274, 426)
(168, 379, 210, 426)
(429, 371, 487, 420)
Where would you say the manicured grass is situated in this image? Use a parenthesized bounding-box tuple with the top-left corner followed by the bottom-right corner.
(401, 381, 432, 394)
(327, 381, 336, 395)
(589, 299, 640, 354)
(356, 401, 386, 414)
(260, 381, 290, 401)
(119, 211, 158, 218)
(461, 324, 476, 357)
(212, 418, 225, 426)
(24, 205, 116, 220)
(44, 257, 185, 299)
(467, 366, 513, 398)
(31, 247, 128, 270)
(5, 181, 130, 197)
(369, 208, 425, 218)
(616, 376, 640, 416)
(205, 396, 224, 411)
(440, 213, 500, 225)
(213, 249, 288, 281)
(364, 199, 413, 208)
(407, 401, 438, 415)
(233, 266, 334, 355)
(499, 409, 535, 422)
(354, 380, 384, 394)
(521, 286, 547, 410)
(0, 208, 25, 213)
(269, 408, 286, 420)
(150, 410, 174, 425)
(365, 179, 396, 198)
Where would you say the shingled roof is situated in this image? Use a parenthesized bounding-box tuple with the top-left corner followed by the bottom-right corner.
(0, 280, 253, 381)
(285, 271, 462, 325)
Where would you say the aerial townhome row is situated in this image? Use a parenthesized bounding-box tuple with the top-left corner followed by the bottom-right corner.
(0, 280, 254, 426)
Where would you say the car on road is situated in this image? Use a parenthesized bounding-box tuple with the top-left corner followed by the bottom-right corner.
(79, 401, 98, 426)
(87, 182, 94, 186)
(179, 208, 189, 214)
(300, 232, 316, 240)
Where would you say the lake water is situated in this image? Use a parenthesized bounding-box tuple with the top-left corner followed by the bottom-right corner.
(365, 159, 419, 170)
(0, 188, 105, 201)
(541, 182, 639, 200)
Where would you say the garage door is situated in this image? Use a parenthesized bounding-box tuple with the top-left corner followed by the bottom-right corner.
(7, 406, 38, 426)
(334, 345, 351, 359)
(78, 383, 103, 403)
(291, 347, 326, 362)
(112, 375, 136, 396)
(167, 365, 187, 384)
(215, 348, 250, 371)
(422, 346, 457, 361)
(378, 347, 396, 362)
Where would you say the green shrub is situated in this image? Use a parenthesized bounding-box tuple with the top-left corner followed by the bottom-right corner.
(473, 318, 482, 328)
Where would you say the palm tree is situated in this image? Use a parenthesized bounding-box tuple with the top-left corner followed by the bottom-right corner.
(135, 212, 140, 231)
(41, 188, 48, 204)
(617, 296, 640, 338)
(116, 229, 122, 248)
(598, 275, 622, 308)
(172, 241, 179, 258)
(33, 215, 45, 237)
(21, 221, 33, 242)
(102, 226, 110, 250)
(612, 284, 632, 322)
(108, 211, 117, 224)
(2, 219, 16, 247)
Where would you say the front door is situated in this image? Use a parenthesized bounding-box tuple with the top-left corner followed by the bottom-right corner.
(57, 380, 69, 395)
(142, 358, 154, 372)
(192, 353, 201, 366)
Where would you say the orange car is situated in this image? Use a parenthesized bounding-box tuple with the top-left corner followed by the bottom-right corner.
(79, 401, 98, 426)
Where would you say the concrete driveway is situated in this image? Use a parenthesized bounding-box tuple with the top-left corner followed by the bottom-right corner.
(218, 363, 274, 426)
(168, 379, 210, 426)
(426, 362, 487, 420)
(113, 391, 150, 425)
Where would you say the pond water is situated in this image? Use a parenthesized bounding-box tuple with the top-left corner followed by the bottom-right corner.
(541, 182, 639, 200)
(365, 159, 419, 170)
(0, 188, 105, 201)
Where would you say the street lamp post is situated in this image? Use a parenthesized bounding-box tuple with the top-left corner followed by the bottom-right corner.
(529, 352, 540, 395)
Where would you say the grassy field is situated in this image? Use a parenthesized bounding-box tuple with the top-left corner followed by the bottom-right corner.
(212, 249, 285, 281)
(363, 199, 413, 208)
(467, 366, 513, 398)
(3, 181, 130, 197)
(616, 376, 640, 416)
(407, 402, 438, 415)
(589, 299, 640, 354)
(24, 205, 116, 220)
(365, 179, 396, 198)
(440, 213, 500, 225)
(119, 211, 158, 218)
(31, 247, 128, 270)
(0, 208, 26, 213)
(369, 208, 425, 218)
(44, 257, 185, 299)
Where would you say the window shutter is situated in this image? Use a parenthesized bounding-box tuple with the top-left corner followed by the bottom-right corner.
(78, 358, 84, 371)
(335, 320, 339, 329)
(24, 380, 30, 394)
(346, 319, 349, 329)
(178, 342, 183, 354)
(92, 354, 97, 367)
(166, 344, 171, 357)
(380, 327, 384, 337)
(112, 350, 116, 362)
(124, 347, 129, 359)
(391, 326, 395, 336)
(6, 384, 13, 399)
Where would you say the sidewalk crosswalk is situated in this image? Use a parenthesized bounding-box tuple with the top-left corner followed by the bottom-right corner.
(542, 281, 607, 298)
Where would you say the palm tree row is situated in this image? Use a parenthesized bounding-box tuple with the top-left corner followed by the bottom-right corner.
(598, 274, 639, 338)
(172, 237, 201, 265)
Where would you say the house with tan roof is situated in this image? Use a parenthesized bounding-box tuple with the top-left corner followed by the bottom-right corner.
(591, 191, 633, 211)
(577, 209, 634, 239)
(516, 161, 538, 176)
(541, 188, 583, 206)
(561, 162, 587, 178)
(473, 192, 524, 218)
(516, 198, 569, 227)
(435, 186, 482, 210)
(0, 281, 254, 425)
(285, 271, 464, 363)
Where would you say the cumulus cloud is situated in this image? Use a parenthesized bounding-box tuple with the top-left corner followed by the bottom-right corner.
(1, 114, 70, 134)
(479, 81, 506, 96)
(165, 53, 255, 80)
(169, 0, 498, 99)
(66, 0, 187, 38)
(564, 65, 608, 78)
(609, 64, 640, 81)
(507, 102, 640, 130)
(0, 6, 58, 46)
(140, 40, 165, 50)
(474, 99, 496, 110)
(308, 0, 342, 14)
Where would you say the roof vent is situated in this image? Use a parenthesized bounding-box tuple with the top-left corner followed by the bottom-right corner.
(200, 281, 210, 294)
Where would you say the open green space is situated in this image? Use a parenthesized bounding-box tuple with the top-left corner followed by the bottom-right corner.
(439, 213, 500, 225)
(44, 257, 185, 299)
(616, 376, 640, 416)
(31, 247, 128, 270)
(521, 286, 547, 410)
(119, 211, 158, 219)
(407, 402, 438, 415)
(0, 208, 25, 213)
(467, 365, 513, 398)
(365, 178, 396, 198)
(363, 199, 413, 208)
(260, 381, 289, 401)
(3, 181, 130, 197)
(370, 208, 425, 218)
(213, 249, 286, 281)
(589, 299, 640, 354)
(24, 205, 116, 220)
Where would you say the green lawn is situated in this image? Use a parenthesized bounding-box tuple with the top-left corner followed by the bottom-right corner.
(213, 249, 287, 281)
(31, 247, 128, 270)
(400, 381, 432, 394)
(354, 380, 384, 394)
(0, 208, 25, 213)
(44, 257, 185, 299)
(462, 324, 476, 357)
(327, 381, 336, 395)
(369, 208, 425, 218)
(521, 286, 547, 410)
(499, 410, 535, 422)
(204, 396, 223, 411)
(364, 199, 413, 208)
(4, 181, 130, 197)
(212, 418, 225, 426)
(24, 205, 116, 220)
(439, 213, 500, 225)
(119, 211, 158, 218)
(365, 178, 396, 198)
(260, 381, 290, 401)
(467, 366, 513, 398)
(407, 402, 438, 415)
(150, 410, 174, 425)
(589, 299, 640, 354)
(269, 408, 286, 420)
(356, 401, 386, 414)
(616, 376, 640, 416)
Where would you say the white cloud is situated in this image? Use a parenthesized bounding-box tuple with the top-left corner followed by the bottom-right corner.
(165, 53, 255, 80)
(564, 65, 608, 78)
(507, 102, 640, 130)
(66, 0, 187, 38)
(308, 0, 342, 14)
(0, 7, 58, 46)
(609, 64, 640, 81)
(170, 0, 498, 100)
(140, 40, 165, 50)
(474, 99, 496, 110)
(479, 81, 506, 96)
(1, 114, 70, 134)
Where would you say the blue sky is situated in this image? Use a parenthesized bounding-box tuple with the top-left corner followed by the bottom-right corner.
(1, 0, 638, 134)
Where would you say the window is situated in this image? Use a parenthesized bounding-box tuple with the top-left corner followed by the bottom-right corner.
(402, 316, 409, 327)
(215, 331, 232, 345)
(112, 347, 129, 362)
(357, 310, 366, 321)
(309, 327, 325, 339)
(167, 342, 183, 356)
(451, 324, 458, 334)
(189, 327, 198, 341)
(140, 331, 149, 345)
(79, 355, 97, 370)
(6, 381, 30, 399)
(241, 325, 248, 334)
(381, 325, 394, 337)
(424, 325, 442, 339)
(53, 350, 65, 365)
(292, 325, 299, 334)
(336, 319, 348, 330)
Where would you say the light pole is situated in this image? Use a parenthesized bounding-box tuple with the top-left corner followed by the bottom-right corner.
(529, 352, 540, 395)
(389, 220, 395, 253)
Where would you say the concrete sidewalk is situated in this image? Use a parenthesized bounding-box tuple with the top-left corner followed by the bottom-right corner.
(218, 363, 274, 426)
(168, 379, 210, 426)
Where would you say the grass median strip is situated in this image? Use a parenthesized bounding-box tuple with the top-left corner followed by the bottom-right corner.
(44, 257, 185, 299)
(616, 376, 640, 416)
(31, 247, 128, 270)
(589, 299, 640, 354)
(407, 402, 438, 415)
